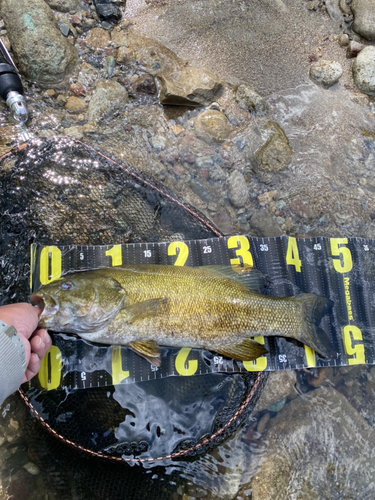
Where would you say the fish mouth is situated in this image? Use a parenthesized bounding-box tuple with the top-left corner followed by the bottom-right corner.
(30, 293, 59, 318)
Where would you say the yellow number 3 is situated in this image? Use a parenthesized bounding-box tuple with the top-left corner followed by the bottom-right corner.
(227, 235, 254, 271)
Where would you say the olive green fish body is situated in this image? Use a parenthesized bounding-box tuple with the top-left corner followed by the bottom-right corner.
(30, 264, 334, 365)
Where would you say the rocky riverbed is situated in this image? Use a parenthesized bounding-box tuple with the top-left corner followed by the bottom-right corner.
(0, 0, 375, 499)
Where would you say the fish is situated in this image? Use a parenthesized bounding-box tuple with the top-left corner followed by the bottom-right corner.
(29, 264, 334, 367)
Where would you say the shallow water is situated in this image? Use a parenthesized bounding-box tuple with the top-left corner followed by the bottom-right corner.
(1, 0, 375, 498)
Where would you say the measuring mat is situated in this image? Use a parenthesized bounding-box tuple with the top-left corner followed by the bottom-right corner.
(29, 235, 375, 392)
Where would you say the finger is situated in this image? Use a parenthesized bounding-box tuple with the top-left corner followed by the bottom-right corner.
(30, 330, 51, 359)
(22, 352, 41, 383)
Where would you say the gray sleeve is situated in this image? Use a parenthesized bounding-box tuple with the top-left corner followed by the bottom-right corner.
(0, 330, 25, 406)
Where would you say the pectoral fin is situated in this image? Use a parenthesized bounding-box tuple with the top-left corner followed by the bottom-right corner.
(214, 338, 268, 361)
(129, 340, 161, 367)
(126, 298, 169, 323)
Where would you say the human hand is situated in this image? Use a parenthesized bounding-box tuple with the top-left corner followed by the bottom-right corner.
(0, 303, 52, 383)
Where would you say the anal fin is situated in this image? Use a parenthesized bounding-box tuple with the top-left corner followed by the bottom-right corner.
(129, 339, 161, 367)
(214, 338, 268, 362)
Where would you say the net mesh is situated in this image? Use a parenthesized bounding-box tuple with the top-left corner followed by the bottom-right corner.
(0, 136, 267, 497)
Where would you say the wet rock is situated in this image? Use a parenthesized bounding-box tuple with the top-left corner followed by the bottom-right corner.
(339, 0, 352, 14)
(250, 387, 375, 499)
(87, 79, 128, 123)
(254, 371, 297, 413)
(309, 60, 343, 86)
(250, 210, 283, 236)
(211, 211, 235, 234)
(338, 33, 350, 46)
(325, 0, 344, 21)
(157, 66, 223, 106)
(352, 0, 375, 41)
(85, 27, 111, 50)
(227, 171, 248, 208)
(45, 0, 78, 11)
(65, 96, 87, 114)
(64, 125, 84, 139)
(129, 74, 157, 95)
(77, 62, 100, 89)
(188, 179, 210, 203)
(235, 83, 267, 115)
(353, 46, 375, 95)
(195, 110, 231, 144)
(255, 121, 292, 172)
(94, 0, 122, 22)
(116, 46, 136, 64)
(346, 40, 365, 58)
(1, 0, 77, 84)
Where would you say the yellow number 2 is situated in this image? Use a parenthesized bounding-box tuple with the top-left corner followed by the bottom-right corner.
(168, 241, 189, 266)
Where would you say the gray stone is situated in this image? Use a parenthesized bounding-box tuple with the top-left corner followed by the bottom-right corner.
(87, 79, 128, 123)
(255, 121, 292, 172)
(346, 40, 365, 58)
(209, 165, 226, 181)
(157, 66, 223, 106)
(44, 0, 78, 11)
(227, 171, 248, 208)
(309, 60, 343, 87)
(353, 45, 375, 95)
(196, 156, 214, 169)
(325, 0, 344, 21)
(338, 33, 350, 46)
(188, 180, 210, 203)
(1, 0, 78, 84)
(250, 210, 283, 237)
(352, 0, 375, 41)
(254, 371, 297, 413)
(250, 387, 375, 499)
(194, 110, 231, 144)
(236, 83, 267, 115)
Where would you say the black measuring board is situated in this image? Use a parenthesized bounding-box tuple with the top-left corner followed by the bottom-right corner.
(29, 235, 375, 392)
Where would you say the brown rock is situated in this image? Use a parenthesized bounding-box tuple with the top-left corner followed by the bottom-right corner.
(346, 40, 365, 58)
(194, 109, 231, 143)
(157, 66, 223, 106)
(116, 46, 136, 64)
(69, 83, 85, 96)
(85, 27, 110, 50)
(129, 74, 157, 95)
(255, 121, 292, 172)
(65, 96, 87, 113)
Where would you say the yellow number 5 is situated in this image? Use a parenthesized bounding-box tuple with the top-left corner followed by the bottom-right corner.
(330, 238, 353, 273)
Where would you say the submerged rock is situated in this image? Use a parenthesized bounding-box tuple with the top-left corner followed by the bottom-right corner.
(250, 387, 375, 499)
(236, 83, 267, 115)
(1, 0, 78, 84)
(352, 0, 375, 41)
(250, 210, 284, 237)
(44, 0, 79, 11)
(353, 46, 375, 95)
(94, 0, 122, 22)
(254, 370, 297, 413)
(87, 79, 128, 123)
(255, 121, 292, 172)
(157, 66, 223, 106)
(309, 60, 343, 87)
(227, 170, 248, 208)
(194, 109, 231, 143)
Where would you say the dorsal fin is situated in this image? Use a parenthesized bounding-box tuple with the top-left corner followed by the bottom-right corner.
(206, 265, 270, 293)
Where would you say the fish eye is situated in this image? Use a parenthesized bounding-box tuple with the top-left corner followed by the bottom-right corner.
(60, 281, 74, 291)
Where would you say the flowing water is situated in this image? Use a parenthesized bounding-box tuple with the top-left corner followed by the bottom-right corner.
(1, 0, 375, 498)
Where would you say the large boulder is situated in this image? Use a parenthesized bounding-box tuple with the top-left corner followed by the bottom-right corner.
(353, 45, 375, 95)
(1, 0, 78, 84)
(352, 0, 375, 41)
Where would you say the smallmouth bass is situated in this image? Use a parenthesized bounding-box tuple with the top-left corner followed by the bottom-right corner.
(30, 264, 334, 366)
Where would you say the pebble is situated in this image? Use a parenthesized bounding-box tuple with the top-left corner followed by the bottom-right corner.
(129, 74, 157, 95)
(23, 462, 40, 475)
(256, 412, 271, 434)
(236, 83, 267, 115)
(258, 190, 277, 206)
(353, 45, 375, 95)
(95, 2, 122, 22)
(233, 137, 247, 151)
(250, 210, 283, 237)
(69, 83, 85, 96)
(196, 156, 214, 169)
(309, 60, 343, 86)
(346, 40, 365, 58)
(44, 0, 79, 12)
(255, 121, 292, 172)
(195, 109, 231, 144)
(338, 33, 350, 46)
(116, 46, 136, 64)
(227, 170, 248, 208)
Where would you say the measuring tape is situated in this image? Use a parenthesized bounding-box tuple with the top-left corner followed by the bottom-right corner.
(28, 235, 375, 392)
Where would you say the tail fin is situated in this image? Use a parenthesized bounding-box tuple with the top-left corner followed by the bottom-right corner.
(294, 293, 335, 358)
